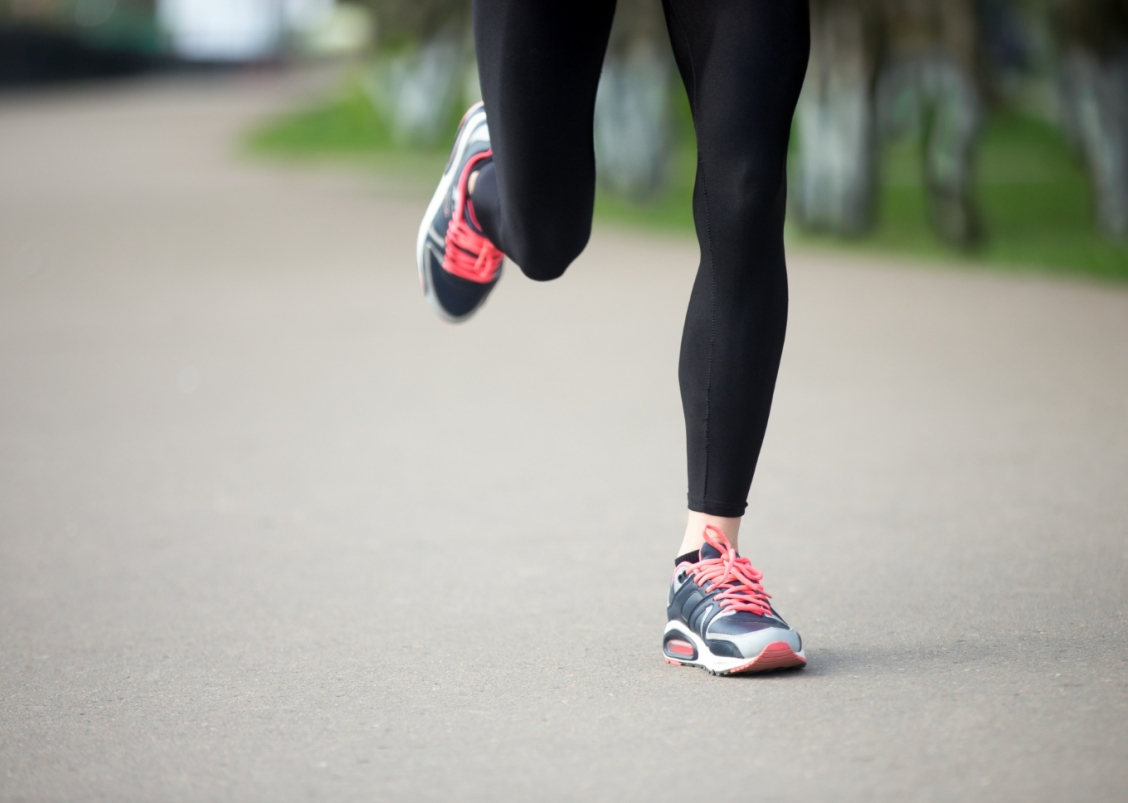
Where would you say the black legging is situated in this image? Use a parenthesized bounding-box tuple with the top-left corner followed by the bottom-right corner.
(471, 0, 810, 517)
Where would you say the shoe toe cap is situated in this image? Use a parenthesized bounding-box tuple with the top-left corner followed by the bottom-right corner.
(707, 614, 802, 659)
(424, 247, 500, 321)
(718, 627, 802, 659)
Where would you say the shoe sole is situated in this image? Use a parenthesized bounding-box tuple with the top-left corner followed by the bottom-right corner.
(416, 102, 491, 324)
(662, 622, 806, 676)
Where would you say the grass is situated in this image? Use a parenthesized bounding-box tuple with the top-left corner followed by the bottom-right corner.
(245, 85, 452, 180)
(245, 81, 1128, 281)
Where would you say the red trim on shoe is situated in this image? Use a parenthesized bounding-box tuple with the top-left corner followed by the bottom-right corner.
(667, 639, 695, 656)
(727, 641, 806, 674)
(443, 149, 504, 283)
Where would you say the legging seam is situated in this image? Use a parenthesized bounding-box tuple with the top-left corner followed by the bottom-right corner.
(668, 2, 717, 507)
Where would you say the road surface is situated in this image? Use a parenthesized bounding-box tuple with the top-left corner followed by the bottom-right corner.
(1, 72, 1126, 802)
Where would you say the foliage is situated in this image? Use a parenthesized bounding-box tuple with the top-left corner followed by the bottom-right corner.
(361, 0, 469, 49)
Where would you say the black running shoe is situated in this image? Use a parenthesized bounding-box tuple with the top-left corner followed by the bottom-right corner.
(416, 102, 504, 323)
(663, 526, 806, 675)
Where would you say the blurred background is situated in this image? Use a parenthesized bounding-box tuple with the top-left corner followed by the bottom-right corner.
(2, 0, 1127, 279)
(3, 4, 1127, 799)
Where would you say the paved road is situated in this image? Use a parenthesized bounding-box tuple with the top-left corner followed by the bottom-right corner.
(1, 74, 1126, 803)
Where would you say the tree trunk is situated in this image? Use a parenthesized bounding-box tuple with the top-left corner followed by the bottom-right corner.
(1055, 0, 1128, 240)
(1062, 50, 1128, 238)
(792, 0, 880, 234)
(594, 0, 674, 201)
(878, 54, 983, 246)
(874, 0, 983, 247)
(365, 34, 463, 147)
(594, 37, 674, 200)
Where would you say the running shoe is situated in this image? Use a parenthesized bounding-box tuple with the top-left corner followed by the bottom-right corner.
(663, 526, 806, 675)
(416, 101, 505, 323)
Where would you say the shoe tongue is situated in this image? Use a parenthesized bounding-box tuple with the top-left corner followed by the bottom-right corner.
(700, 542, 723, 561)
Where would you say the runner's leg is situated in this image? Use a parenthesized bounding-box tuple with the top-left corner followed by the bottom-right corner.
(470, 0, 617, 281)
(663, 0, 810, 552)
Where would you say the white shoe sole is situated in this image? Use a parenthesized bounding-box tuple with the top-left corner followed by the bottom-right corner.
(663, 621, 807, 676)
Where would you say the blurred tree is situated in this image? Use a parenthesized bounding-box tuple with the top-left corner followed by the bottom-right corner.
(360, 0, 678, 194)
(878, 0, 983, 246)
(361, 0, 469, 147)
(594, 0, 675, 200)
(793, 0, 983, 248)
(1055, 0, 1128, 239)
(793, 0, 882, 235)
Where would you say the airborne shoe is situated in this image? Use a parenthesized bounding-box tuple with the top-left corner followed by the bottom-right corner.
(663, 526, 806, 675)
(416, 101, 505, 323)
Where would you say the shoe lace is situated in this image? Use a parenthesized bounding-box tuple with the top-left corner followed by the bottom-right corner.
(443, 149, 504, 283)
(690, 525, 773, 617)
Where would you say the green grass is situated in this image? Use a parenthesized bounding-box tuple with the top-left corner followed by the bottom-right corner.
(248, 86, 395, 154)
(245, 83, 1128, 281)
(244, 85, 452, 180)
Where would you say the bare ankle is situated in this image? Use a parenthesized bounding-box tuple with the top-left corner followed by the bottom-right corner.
(678, 510, 742, 557)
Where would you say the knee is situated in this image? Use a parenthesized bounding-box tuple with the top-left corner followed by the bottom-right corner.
(723, 159, 786, 225)
(508, 221, 591, 282)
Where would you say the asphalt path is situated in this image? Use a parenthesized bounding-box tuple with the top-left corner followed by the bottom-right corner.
(1, 73, 1126, 802)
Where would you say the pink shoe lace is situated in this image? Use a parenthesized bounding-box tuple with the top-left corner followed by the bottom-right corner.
(443, 149, 504, 283)
(690, 526, 774, 617)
